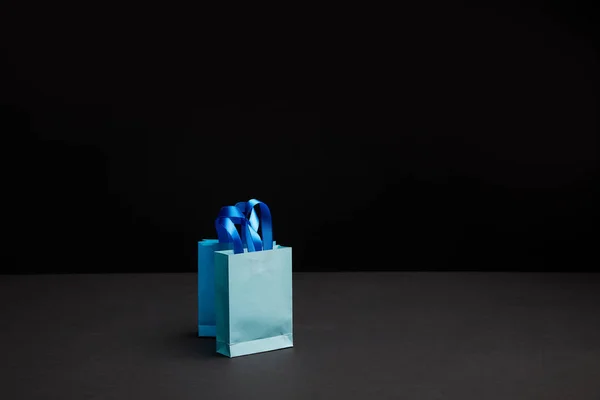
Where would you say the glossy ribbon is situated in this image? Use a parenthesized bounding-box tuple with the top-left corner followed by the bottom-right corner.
(235, 199, 273, 251)
(215, 215, 244, 254)
(215, 199, 274, 254)
(215, 206, 245, 254)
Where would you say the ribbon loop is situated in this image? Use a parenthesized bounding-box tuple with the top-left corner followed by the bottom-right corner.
(214, 217, 244, 254)
(216, 206, 245, 243)
(214, 199, 273, 254)
(245, 199, 273, 251)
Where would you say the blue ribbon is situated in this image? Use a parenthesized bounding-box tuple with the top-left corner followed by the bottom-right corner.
(214, 206, 246, 254)
(214, 216, 244, 254)
(247, 199, 273, 251)
(215, 199, 274, 254)
(235, 199, 273, 251)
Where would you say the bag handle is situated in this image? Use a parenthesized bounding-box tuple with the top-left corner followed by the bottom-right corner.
(214, 205, 263, 254)
(214, 215, 244, 254)
(214, 200, 273, 254)
(235, 199, 273, 251)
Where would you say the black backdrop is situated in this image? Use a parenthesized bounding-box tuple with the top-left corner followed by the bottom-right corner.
(1, 2, 598, 273)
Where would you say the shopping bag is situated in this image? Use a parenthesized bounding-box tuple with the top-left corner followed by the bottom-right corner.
(197, 203, 275, 337)
(214, 199, 293, 357)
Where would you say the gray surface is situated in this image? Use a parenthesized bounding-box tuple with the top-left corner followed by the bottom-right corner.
(1, 272, 600, 400)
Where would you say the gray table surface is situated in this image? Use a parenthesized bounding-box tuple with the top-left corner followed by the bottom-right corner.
(1, 272, 600, 400)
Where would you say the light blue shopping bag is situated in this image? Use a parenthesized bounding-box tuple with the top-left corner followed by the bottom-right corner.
(213, 199, 293, 357)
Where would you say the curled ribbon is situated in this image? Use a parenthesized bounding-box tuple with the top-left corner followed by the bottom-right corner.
(237, 199, 273, 251)
(215, 199, 273, 254)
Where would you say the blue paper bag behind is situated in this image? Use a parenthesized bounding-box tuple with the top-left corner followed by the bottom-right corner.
(197, 239, 232, 337)
(215, 245, 293, 357)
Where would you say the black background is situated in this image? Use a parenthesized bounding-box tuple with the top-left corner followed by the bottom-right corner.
(1, 2, 598, 273)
